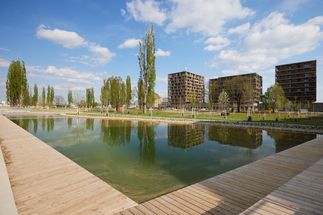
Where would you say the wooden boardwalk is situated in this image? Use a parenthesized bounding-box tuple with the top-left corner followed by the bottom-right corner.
(0, 115, 137, 214)
(117, 135, 323, 214)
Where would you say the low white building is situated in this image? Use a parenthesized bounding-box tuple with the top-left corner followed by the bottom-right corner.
(1, 101, 10, 107)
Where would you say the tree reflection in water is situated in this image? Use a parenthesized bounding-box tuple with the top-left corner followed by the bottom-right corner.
(72, 125, 84, 141)
(266, 130, 317, 153)
(137, 121, 156, 169)
(67, 118, 72, 130)
(100, 119, 132, 147)
(33, 118, 38, 134)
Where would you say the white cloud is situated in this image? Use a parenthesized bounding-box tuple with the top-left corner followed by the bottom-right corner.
(228, 22, 250, 34)
(88, 43, 115, 65)
(279, 0, 310, 13)
(0, 48, 10, 51)
(118, 38, 141, 49)
(204, 36, 230, 51)
(221, 70, 241, 76)
(165, 0, 255, 36)
(214, 12, 323, 72)
(0, 58, 10, 67)
(29, 65, 102, 85)
(156, 77, 167, 83)
(36, 24, 88, 49)
(0, 82, 5, 87)
(26, 65, 45, 72)
(121, 9, 126, 16)
(54, 83, 86, 91)
(155, 48, 171, 57)
(126, 0, 167, 26)
(36, 24, 115, 66)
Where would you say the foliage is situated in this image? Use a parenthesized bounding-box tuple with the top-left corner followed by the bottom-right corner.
(108, 76, 124, 111)
(23, 83, 30, 107)
(100, 79, 110, 107)
(126, 75, 132, 108)
(68, 89, 73, 105)
(33, 84, 38, 106)
(6, 60, 27, 106)
(137, 78, 144, 110)
(50, 86, 54, 105)
(86, 88, 94, 108)
(42, 86, 46, 106)
(293, 96, 301, 113)
(263, 83, 286, 111)
(306, 101, 311, 112)
(222, 76, 247, 112)
(47, 85, 51, 105)
(284, 100, 293, 111)
(188, 90, 197, 109)
(138, 23, 156, 113)
(218, 90, 229, 110)
(73, 90, 83, 106)
(208, 81, 218, 104)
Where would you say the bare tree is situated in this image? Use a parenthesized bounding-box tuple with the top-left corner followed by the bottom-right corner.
(53, 95, 65, 106)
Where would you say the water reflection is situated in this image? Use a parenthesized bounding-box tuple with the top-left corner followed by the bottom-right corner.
(67, 118, 72, 130)
(208, 126, 263, 149)
(100, 120, 132, 147)
(266, 130, 317, 153)
(86, 118, 94, 131)
(168, 124, 205, 149)
(137, 121, 157, 169)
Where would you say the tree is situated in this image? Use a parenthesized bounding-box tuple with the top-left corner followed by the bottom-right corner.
(126, 76, 132, 108)
(42, 86, 46, 107)
(264, 83, 286, 120)
(293, 96, 301, 119)
(53, 95, 65, 106)
(109, 76, 124, 112)
(50, 86, 54, 105)
(86, 88, 94, 108)
(188, 90, 197, 118)
(218, 90, 229, 112)
(73, 90, 83, 107)
(137, 78, 144, 110)
(47, 85, 51, 106)
(68, 89, 73, 105)
(6, 60, 27, 107)
(33, 84, 38, 106)
(306, 100, 311, 119)
(138, 23, 156, 113)
(23, 83, 30, 107)
(101, 79, 110, 107)
(121, 81, 126, 112)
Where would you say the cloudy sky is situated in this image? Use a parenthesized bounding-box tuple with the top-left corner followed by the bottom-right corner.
(1, 0, 323, 103)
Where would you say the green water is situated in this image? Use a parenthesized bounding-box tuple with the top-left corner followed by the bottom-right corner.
(8, 116, 319, 203)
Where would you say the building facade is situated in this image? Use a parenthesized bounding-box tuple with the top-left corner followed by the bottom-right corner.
(209, 73, 262, 111)
(168, 70, 205, 108)
(153, 94, 163, 108)
(275, 60, 316, 102)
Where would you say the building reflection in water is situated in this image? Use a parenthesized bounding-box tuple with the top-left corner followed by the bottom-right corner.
(266, 130, 317, 153)
(208, 126, 263, 149)
(167, 124, 205, 151)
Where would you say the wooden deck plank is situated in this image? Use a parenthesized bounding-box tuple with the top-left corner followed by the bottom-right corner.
(0, 115, 137, 214)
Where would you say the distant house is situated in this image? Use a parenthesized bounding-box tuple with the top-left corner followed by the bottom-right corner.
(1, 101, 10, 107)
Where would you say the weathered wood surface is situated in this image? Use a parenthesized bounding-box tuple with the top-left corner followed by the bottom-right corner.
(0, 115, 137, 214)
(117, 135, 323, 214)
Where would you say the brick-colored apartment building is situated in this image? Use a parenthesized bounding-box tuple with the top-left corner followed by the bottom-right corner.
(209, 73, 262, 111)
(168, 71, 205, 108)
(275, 60, 316, 102)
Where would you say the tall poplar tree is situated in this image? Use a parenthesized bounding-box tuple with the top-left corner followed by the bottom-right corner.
(33, 84, 38, 106)
(6, 60, 27, 107)
(42, 86, 46, 106)
(137, 78, 144, 110)
(126, 76, 132, 108)
(100, 79, 110, 107)
(138, 23, 156, 113)
(23, 83, 30, 107)
(68, 89, 73, 105)
(47, 85, 51, 105)
(50, 86, 54, 105)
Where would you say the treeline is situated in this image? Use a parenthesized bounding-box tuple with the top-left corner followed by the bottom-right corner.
(5, 60, 58, 107)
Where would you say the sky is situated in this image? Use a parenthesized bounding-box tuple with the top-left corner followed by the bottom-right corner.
(1, 0, 323, 103)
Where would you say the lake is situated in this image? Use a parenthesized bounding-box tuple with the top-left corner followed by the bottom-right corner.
(8, 116, 319, 203)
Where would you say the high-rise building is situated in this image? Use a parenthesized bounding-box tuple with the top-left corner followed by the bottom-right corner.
(168, 70, 205, 108)
(209, 73, 262, 111)
(275, 60, 316, 102)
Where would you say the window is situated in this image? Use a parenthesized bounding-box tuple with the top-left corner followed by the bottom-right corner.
(304, 79, 308, 82)
(304, 63, 310, 68)
(297, 65, 301, 68)
(305, 83, 309, 87)
(288, 84, 292, 87)
(297, 89, 301, 92)
(305, 88, 309, 91)
(288, 66, 291, 69)
(288, 71, 292, 74)
(304, 92, 308, 95)
(288, 75, 292, 78)
(289, 89, 291, 92)
(289, 80, 292, 83)
(305, 73, 310, 77)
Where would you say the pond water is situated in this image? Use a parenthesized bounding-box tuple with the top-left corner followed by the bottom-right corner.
(8, 116, 319, 203)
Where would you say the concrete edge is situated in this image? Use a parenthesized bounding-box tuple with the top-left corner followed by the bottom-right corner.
(0, 140, 18, 215)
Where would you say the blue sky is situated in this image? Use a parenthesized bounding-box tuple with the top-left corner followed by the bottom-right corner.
(1, 0, 323, 103)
